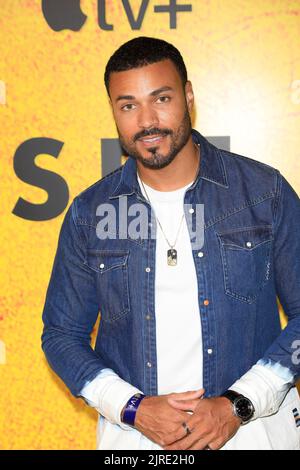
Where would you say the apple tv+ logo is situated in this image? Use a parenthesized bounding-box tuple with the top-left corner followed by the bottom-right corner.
(42, 0, 87, 31)
(42, 0, 193, 31)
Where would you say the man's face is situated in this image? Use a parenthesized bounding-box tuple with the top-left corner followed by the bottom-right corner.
(108, 59, 194, 169)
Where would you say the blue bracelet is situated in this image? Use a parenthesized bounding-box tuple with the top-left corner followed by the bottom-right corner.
(122, 393, 146, 426)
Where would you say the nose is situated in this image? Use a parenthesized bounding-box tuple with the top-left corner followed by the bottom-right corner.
(137, 104, 159, 129)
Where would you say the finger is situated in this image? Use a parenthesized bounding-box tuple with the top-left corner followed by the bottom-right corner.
(164, 426, 193, 448)
(167, 398, 199, 412)
(165, 418, 199, 446)
(205, 439, 224, 451)
(163, 432, 198, 451)
(169, 389, 205, 400)
(188, 434, 217, 450)
(164, 429, 213, 451)
(168, 390, 205, 409)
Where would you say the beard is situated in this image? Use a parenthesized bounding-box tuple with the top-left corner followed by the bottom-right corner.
(117, 108, 192, 170)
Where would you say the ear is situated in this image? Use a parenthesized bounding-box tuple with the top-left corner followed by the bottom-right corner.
(185, 80, 194, 114)
(108, 96, 116, 118)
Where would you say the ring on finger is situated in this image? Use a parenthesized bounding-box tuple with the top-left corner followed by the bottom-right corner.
(182, 421, 192, 435)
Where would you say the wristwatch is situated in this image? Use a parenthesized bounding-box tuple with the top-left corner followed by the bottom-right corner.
(221, 390, 255, 424)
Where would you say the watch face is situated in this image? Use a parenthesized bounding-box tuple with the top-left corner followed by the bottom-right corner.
(235, 396, 254, 420)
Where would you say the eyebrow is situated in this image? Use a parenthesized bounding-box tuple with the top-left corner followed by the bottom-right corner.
(115, 86, 174, 102)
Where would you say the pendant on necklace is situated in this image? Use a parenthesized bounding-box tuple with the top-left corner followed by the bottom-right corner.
(167, 248, 177, 266)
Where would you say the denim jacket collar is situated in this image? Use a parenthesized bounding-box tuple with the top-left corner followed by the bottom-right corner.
(109, 129, 229, 200)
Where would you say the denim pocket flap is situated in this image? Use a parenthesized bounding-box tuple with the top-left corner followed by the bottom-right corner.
(218, 226, 273, 250)
(86, 250, 129, 273)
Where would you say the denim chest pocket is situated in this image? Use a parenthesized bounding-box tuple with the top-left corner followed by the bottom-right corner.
(217, 226, 273, 303)
(86, 249, 130, 322)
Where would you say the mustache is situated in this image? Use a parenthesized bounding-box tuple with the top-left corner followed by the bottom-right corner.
(133, 128, 173, 142)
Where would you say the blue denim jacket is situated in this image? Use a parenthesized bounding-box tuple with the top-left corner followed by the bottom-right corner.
(41, 129, 300, 399)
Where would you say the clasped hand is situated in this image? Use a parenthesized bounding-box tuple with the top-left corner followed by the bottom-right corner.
(134, 389, 241, 450)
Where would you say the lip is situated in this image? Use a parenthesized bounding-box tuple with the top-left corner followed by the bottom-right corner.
(138, 134, 166, 147)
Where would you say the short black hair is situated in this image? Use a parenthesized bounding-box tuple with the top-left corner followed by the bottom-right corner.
(104, 36, 188, 95)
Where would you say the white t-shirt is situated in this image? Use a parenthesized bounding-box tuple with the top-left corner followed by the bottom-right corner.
(139, 174, 203, 395)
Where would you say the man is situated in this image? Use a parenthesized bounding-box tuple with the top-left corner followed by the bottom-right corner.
(42, 37, 300, 450)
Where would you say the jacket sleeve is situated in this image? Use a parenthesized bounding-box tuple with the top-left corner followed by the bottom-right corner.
(259, 171, 300, 382)
(41, 198, 109, 397)
(228, 172, 300, 419)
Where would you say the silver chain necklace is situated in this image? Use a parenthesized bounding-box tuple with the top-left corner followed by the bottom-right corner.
(138, 143, 200, 267)
(139, 176, 185, 266)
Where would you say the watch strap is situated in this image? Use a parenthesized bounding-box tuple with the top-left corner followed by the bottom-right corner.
(221, 390, 241, 402)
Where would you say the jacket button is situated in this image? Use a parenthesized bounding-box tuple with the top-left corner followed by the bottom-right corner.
(147, 362, 152, 368)
(99, 263, 105, 269)
(189, 208, 194, 214)
(204, 299, 209, 306)
(198, 251, 204, 258)
(146, 314, 151, 320)
(207, 349, 213, 355)
(145, 267, 151, 273)
(246, 241, 252, 248)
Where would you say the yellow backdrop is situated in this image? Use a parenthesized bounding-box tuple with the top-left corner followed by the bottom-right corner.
(0, 0, 299, 450)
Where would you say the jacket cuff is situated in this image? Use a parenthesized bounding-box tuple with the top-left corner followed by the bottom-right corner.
(100, 379, 144, 431)
(228, 363, 292, 420)
(80, 369, 143, 431)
